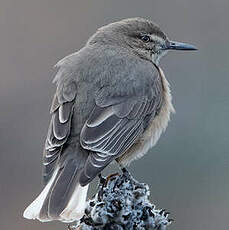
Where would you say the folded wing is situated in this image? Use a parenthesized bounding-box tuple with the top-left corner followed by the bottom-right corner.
(80, 75, 163, 185)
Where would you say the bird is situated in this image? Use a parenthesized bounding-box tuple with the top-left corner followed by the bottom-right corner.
(23, 17, 197, 223)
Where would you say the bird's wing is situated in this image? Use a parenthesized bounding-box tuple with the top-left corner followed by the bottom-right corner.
(80, 71, 163, 185)
(42, 76, 77, 184)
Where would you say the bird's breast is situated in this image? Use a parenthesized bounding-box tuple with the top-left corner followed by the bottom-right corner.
(118, 67, 175, 166)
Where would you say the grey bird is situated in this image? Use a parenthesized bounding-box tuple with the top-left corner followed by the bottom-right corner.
(23, 17, 197, 222)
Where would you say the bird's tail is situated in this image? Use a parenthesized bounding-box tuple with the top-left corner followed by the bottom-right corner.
(23, 148, 89, 223)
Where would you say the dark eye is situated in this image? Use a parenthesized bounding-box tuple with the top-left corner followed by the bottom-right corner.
(140, 35, 150, 43)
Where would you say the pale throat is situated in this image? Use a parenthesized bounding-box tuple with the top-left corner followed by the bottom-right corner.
(150, 35, 168, 65)
(151, 50, 168, 65)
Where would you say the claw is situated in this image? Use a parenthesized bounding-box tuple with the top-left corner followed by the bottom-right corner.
(121, 167, 130, 175)
(98, 173, 106, 185)
(98, 173, 119, 200)
(105, 173, 119, 186)
(121, 167, 127, 173)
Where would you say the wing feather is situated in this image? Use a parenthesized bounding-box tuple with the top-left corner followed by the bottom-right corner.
(42, 74, 77, 184)
(52, 111, 71, 140)
(79, 72, 163, 186)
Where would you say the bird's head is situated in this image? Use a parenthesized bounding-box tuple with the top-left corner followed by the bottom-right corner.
(88, 17, 197, 64)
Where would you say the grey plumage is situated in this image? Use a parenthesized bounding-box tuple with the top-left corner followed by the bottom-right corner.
(80, 61, 163, 185)
(23, 17, 196, 222)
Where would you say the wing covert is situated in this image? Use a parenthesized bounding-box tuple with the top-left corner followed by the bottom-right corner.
(79, 73, 163, 185)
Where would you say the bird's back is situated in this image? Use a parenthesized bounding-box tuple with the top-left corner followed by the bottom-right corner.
(55, 44, 160, 141)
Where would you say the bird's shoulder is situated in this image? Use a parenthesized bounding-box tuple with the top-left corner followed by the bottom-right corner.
(53, 45, 162, 108)
(91, 46, 162, 103)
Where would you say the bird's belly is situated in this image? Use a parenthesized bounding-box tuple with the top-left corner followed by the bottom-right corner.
(118, 67, 175, 166)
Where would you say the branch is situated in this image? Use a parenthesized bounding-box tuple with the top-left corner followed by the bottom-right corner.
(69, 169, 173, 230)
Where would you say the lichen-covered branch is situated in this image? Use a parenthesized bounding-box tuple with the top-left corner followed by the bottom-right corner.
(69, 169, 173, 230)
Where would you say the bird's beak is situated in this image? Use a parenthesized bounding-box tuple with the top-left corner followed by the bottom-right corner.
(165, 40, 197, 51)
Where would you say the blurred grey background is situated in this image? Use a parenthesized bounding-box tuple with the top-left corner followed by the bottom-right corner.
(0, 0, 228, 229)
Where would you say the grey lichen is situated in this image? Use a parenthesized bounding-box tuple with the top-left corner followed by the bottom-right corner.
(71, 169, 173, 230)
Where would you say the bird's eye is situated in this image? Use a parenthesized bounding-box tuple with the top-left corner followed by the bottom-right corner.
(140, 35, 150, 43)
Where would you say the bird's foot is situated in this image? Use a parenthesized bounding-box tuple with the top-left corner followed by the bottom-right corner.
(121, 166, 130, 176)
(97, 172, 119, 200)
(98, 172, 120, 186)
(98, 173, 106, 185)
(104, 173, 119, 186)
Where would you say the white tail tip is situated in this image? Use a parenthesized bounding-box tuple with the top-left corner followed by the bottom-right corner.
(23, 167, 89, 223)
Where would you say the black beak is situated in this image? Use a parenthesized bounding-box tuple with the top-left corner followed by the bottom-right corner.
(165, 40, 197, 51)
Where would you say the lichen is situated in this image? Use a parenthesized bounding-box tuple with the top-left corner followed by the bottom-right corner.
(70, 169, 173, 230)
